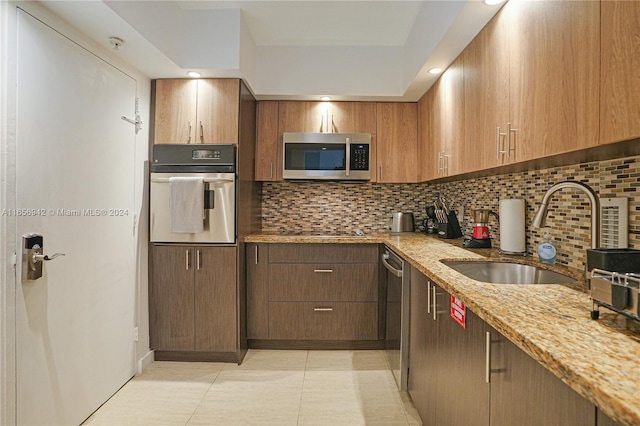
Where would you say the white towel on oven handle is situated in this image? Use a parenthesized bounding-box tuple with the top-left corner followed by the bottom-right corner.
(170, 177, 204, 233)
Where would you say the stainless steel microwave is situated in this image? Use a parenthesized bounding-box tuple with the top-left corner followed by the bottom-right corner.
(282, 132, 371, 180)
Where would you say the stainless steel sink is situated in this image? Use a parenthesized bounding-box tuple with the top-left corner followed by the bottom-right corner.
(441, 260, 576, 284)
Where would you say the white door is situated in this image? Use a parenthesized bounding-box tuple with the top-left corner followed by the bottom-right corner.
(15, 10, 137, 425)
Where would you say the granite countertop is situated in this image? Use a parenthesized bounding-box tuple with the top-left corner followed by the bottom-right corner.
(245, 232, 640, 426)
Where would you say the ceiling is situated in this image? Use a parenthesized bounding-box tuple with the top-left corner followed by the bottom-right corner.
(39, 0, 504, 101)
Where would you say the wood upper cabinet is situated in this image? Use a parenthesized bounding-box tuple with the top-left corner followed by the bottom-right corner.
(153, 78, 240, 144)
(255, 101, 280, 181)
(150, 245, 237, 353)
(417, 56, 463, 181)
(278, 101, 376, 134)
(463, 8, 510, 172)
(376, 102, 418, 183)
(600, 1, 640, 145)
(507, 0, 600, 160)
(417, 78, 443, 182)
(441, 56, 464, 176)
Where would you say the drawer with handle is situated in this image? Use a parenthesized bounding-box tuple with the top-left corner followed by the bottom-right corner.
(269, 263, 378, 301)
(268, 302, 378, 340)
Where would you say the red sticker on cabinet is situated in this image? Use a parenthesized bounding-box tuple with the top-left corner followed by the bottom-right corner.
(450, 295, 466, 329)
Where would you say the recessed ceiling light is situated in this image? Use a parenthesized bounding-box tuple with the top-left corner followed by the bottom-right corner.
(320, 96, 332, 101)
(187, 71, 202, 78)
(428, 67, 442, 75)
(484, 0, 505, 5)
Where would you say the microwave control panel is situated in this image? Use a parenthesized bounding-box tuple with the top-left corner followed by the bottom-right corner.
(350, 144, 370, 170)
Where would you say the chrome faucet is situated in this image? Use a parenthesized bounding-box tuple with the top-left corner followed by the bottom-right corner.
(531, 181, 600, 249)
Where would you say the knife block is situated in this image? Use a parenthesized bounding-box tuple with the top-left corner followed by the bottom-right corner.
(438, 211, 463, 239)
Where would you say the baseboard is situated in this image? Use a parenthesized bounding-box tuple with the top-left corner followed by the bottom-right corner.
(138, 350, 154, 373)
(154, 350, 238, 363)
(248, 340, 385, 350)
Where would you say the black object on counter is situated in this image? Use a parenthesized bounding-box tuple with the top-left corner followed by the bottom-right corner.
(586, 248, 640, 273)
(438, 211, 463, 239)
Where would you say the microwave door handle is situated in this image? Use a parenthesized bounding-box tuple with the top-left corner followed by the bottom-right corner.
(345, 137, 350, 177)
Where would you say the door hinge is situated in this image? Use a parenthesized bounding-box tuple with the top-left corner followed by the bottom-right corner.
(133, 327, 139, 342)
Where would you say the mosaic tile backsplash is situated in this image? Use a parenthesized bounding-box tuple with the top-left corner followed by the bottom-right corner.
(261, 155, 640, 270)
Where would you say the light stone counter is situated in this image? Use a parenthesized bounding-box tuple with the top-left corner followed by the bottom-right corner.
(245, 232, 640, 426)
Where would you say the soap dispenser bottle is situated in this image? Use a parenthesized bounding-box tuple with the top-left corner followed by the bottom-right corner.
(537, 231, 557, 265)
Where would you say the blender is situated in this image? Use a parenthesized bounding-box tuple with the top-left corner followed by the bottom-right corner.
(463, 209, 499, 248)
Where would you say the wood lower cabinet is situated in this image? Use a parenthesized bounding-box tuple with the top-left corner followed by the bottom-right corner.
(600, 1, 640, 145)
(409, 268, 489, 425)
(489, 329, 595, 425)
(150, 245, 237, 354)
(409, 267, 595, 426)
(153, 78, 240, 144)
(246, 243, 381, 346)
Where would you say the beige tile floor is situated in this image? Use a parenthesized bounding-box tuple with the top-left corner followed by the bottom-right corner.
(83, 350, 421, 426)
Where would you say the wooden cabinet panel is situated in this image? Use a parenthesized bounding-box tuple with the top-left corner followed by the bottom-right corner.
(246, 243, 269, 339)
(435, 298, 490, 426)
(255, 101, 280, 181)
(153, 79, 198, 144)
(151, 245, 238, 354)
(463, 8, 510, 172)
(153, 78, 240, 145)
(268, 302, 306, 340)
(417, 79, 444, 182)
(269, 263, 378, 302)
(330, 102, 377, 134)
(408, 268, 438, 424)
(150, 245, 195, 351)
(489, 329, 595, 425)
(600, 1, 640, 145)
(305, 302, 377, 340)
(268, 243, 378, 263)
(442, 56, 465, 176)
(194, 247, 237, 352)
(248, 244, 381, 343)
(508, 0, 600, 160)
(597, 409, 623, 426)
(196, 79, 239, 144)
(376, 102, 418, 183)
(278, 101, 326, 133)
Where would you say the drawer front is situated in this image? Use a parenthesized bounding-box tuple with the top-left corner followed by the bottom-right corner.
(305, 302, 378, 340)
(268, 302, 306, 340)
(269, 263, 378, 301)
(269, 243, 379, 263)
(268, 302, 378, 340)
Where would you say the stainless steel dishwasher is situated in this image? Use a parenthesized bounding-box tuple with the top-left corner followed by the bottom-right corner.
(381, 246, 410, 391)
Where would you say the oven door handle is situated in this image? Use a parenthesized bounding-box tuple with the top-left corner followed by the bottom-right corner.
(151, 178, 234, 184)
(381, 253, 403, 278)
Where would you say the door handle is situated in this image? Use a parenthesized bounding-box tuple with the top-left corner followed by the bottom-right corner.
(22, 234, 65, 281)
(313, 269, 333, 273)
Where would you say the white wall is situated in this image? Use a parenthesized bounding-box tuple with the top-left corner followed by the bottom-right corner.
(1, 2, 152, 422)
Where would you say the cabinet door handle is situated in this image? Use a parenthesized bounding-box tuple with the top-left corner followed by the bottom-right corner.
(379, 165, 383, 181)
(187, 121, 192, 144)
(313, 307, 333, 312)
(199, 121, 204, 144)
(269, 162, 273, 180)
(185, 249, 190, 270)
(432, 285, 437, 321)
(507, 122, 518, 158)
(255, 245, 259, 265)
(486, 331, 491, 383)
(426, 280, 432, 315)
(313, 269, 333, 273)
(196, 249, 201, 270)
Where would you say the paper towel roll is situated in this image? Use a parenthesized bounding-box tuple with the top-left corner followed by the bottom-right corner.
(499, 199, 526, 254)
